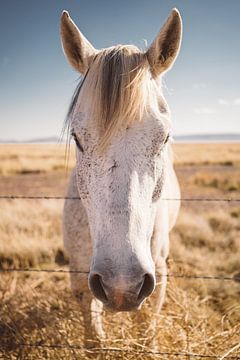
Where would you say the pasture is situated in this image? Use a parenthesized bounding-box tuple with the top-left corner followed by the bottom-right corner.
(0, 143, 240, 359)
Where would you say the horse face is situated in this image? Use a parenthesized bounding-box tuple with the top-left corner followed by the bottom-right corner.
(72, 112, 170, 311)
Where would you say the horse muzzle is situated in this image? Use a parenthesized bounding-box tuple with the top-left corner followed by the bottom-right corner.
(88, 271, 155, 311)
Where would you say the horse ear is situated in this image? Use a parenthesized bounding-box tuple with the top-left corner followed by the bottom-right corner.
(60, 11, 97, 74)
(146, 8, 182, 77)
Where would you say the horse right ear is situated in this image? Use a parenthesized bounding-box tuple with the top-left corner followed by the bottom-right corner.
(60, 11, 97, 74)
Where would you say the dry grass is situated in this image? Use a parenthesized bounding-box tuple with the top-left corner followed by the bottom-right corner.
(0, 200, 65, 269)
(193, 172, 240, 192)
(0, 144, 75, 175)
(0, 143, 240, 359)
(173, 142, 240, 166)
(0, 142, 240, 176)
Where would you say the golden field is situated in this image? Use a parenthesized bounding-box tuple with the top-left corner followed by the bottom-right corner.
(0, 143, 240, 359)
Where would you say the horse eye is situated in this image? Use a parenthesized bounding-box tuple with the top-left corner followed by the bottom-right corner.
(164, 133, 170, 144)
(72, 132, 84, 152)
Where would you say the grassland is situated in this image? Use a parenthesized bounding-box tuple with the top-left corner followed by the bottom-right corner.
(0, 143, 240, 359)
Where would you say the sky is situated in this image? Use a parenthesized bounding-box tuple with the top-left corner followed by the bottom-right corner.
(0, 0, 240, 141)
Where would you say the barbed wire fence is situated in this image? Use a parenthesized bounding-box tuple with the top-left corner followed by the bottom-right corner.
(1, 342, 240, 359)
(1, 194, 240, 359)
(1, 267, 240, 282)
(0, 195, 240, 201)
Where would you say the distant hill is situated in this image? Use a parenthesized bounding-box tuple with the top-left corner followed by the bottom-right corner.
(0, 134, 240, 144)
(174, 133, 240, 143)
(0, 137, 61, 144)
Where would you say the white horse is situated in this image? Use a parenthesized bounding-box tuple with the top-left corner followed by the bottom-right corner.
(61, 8, 182, 349)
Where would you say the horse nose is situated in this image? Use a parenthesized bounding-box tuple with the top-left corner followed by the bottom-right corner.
(137, 273, 155, 302)
(88, 272, 155, 311)
(88, 273, 108, 303)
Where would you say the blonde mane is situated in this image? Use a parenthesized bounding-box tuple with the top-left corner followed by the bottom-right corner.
(70, 45, 160, 150)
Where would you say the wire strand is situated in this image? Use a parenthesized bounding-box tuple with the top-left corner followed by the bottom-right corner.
(1, 342, 240, 359)
(0, 268, 239, 282)
(0, 195, 240, 202)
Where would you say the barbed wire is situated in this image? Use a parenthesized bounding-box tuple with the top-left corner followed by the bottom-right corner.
(0, 194, 240, 201)
(1, 194, 240, 282)
(0, 342, 239, 359)
(1, 267, 239, 282)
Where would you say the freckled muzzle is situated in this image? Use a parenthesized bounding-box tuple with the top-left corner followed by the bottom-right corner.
(88, 271, 155, 311)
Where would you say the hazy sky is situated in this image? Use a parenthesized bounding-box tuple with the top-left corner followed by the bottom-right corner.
(1, 0, 240, 140)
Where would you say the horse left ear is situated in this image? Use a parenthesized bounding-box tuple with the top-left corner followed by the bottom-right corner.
(146, 8, 182, 77)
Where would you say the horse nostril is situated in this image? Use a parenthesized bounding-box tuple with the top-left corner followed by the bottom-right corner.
(89, 273, 108, 303)
(137, 273, 155, 302)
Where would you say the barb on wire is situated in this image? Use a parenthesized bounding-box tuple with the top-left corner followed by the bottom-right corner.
(0, 267, 239, 282)
(166, 273, 240, 282)
(0, 195, 78, 200)
(0, 268, 88, 275)
(0, 342, 240, 359)
(0, 195, 240, 202)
